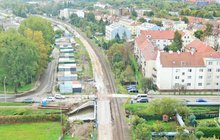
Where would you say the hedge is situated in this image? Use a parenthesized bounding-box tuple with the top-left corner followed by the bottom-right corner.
(0, 115, 62, 124)
(197, 127, 220, 138)
(138, 114, 162, 120)
(194, 114, 219, 119)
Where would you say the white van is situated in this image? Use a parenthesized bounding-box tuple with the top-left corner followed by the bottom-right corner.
(134, 94, 148, 100)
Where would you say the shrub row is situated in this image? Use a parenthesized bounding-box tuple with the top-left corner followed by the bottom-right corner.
(194, 114, 219, 119)
(138, 114, 162, 120)
(0, 115, 62, 124)
(197, 127, 220, 138)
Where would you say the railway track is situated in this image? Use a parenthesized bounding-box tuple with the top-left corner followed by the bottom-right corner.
(50, 19, 130, 140)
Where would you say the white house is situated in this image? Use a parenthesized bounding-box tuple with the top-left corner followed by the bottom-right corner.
(74, 10, 85, 18)
(59, 8, 74, 19)
(173, 21, 188, 31)
(105, 23, 131, 40)
(155, 51, 220, 91)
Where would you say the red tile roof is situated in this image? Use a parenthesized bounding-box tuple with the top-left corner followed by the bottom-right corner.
(130, 21, 141, 26)
(160, 51, 220, 67)
(135, 33, 158, 61)
(184, 39, 215, 53)
(141, 30, 175, 40)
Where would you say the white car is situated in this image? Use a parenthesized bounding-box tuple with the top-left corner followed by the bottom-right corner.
(54, 94, 65, 99)
(46, 97, 56, 102)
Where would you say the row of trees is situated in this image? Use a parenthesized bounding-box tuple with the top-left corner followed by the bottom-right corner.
(70, 12, 108, 38)
(0, 16, 54, 93)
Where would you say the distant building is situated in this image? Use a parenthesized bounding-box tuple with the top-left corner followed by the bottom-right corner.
(118, 18, 140, 36)
(59, 9, 84, 19)
(136, 22, 162, 36)
(105, 23, 131, 40)
(173, 21, 188, 31)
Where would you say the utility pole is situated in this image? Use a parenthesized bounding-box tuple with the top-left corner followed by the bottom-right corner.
(4, 76, 6, 103)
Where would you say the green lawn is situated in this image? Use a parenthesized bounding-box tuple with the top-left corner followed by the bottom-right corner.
(197, 118, 219, 127)
(75, 37, 93, 79)
(0, 102, 30, 106)
(124, 103, 148, 113)
(0, 82, 35, 94)
(0, 108, 61, 116)
(0, 122, 61, 140)
(145, 120, 177, 131)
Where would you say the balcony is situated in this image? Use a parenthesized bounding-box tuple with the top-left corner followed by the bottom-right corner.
(153, 67, 157, 71)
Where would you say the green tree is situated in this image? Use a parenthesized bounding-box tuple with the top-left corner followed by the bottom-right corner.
(0, 31, 38, 93)
(136, 123, 152, 140)
(141, 78, 156, 94)
(19, 16, 55, 45)
(148, 98, 189, 117)
(181, 17, 189, 24)
(86, 12, 96, 23)
(204, 23, 213, 37)
(194, 30, 204, 39)
(168, 31, 182, 52)
(138, 17, 146, 23)
(24, 29, 50, 74)
(195, 131, 204, 139)
(189, 114, 197, 127)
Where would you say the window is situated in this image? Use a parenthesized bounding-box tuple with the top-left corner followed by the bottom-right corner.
(217, 76, 220, 79)
(207, 76, 212, 79)
(188, 69, 192, 72)
(175, 76, 180, 79)
(187, 83, 191, 86)
(216, 69, 220, 72)
(199, 69, 203, 72)
(176, 69, 180, 72)
(182, 79, 184, 83)
(216, 83, 219, 86)
(199, 76, 203, 79)
(207, 83, 210, 86)
(188, 76, 192, 79)
(208, 69, 212, 72)
(208, 62, 213, 65)
(198, 83, 202, 86)
(182, 72, 185, 75)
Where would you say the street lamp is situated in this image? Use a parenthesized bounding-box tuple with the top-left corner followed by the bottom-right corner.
(4, 76, 6, 103)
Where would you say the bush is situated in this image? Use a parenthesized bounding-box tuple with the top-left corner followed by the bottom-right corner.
(196, 131, 204, 139)
(194, 114, 218, 119)
(197, 127, 220, 138)
(0, 115, 61, 124)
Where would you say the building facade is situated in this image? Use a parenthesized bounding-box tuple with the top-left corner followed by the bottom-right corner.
(105, 23, 131, 40)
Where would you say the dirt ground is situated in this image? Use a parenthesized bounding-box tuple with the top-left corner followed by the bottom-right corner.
(68, 122, 95, 140)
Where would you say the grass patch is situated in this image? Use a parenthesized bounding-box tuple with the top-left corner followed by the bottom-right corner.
(129, 54, 143, 90)
(0, 82, 35, 94)
(0, 122, 61, 140)
(0, 102, 30, 106)
(63, 135, 80, 140)
(189, 106, 219, 113)
(124, 103, 148, 113)
(145, 120, 177, 131)
(75, 37, 93, 79)
(0, 108, 61, 116)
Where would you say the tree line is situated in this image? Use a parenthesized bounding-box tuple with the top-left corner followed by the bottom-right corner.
(0, 16, 55, 93)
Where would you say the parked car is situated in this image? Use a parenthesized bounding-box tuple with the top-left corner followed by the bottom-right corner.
(196, 98, 207, 102)
(137, 98, 148, 103)
(54, 94, 65, 99)
(128, 89, 138, 93)
(22, 98, 34, 103)
(46, 97, 55, 102)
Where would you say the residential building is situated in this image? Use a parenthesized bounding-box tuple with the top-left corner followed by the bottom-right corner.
(134, 33, 158, 78)
(173, 21, 188, 31)
(136, 23, 162, 36)
(184, 39, 215, 53)
(118, 18, 140, 36)
(155, 51, 220, 91)
(105, 23, 131, 40)
(59, 8, 73, 19)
